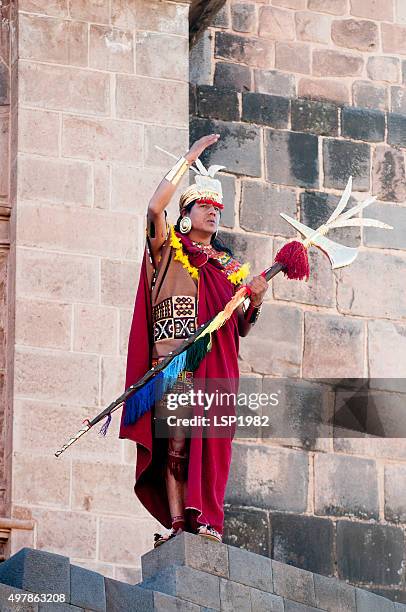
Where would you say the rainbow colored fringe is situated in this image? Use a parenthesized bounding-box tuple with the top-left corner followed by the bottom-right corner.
(100, 285, 248, 433)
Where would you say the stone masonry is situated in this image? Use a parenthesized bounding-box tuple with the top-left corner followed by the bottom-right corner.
(0, 0, 193, 584)
(1, 535, 406, 611)
(189, 0, 406, 605)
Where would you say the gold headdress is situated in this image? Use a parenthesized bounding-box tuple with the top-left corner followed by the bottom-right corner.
(179, 158, 226, 213)
(155, 145, 226, 214)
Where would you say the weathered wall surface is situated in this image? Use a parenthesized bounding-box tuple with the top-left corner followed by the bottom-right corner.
(189, 0, 406, 604)
(1, 0, 192, 582)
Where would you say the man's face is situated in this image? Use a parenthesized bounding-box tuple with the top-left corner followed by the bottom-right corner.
(186, 201, 222, 235)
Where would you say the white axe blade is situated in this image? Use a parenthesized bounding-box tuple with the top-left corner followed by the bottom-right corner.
(280, 214, 359, 269)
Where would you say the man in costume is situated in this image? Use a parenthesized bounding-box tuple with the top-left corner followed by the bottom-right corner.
(119, 134, 268, 547)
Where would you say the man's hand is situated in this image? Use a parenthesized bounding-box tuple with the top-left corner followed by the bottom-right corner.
(185, 134, 220, 164)
(246, 274, 268, 307)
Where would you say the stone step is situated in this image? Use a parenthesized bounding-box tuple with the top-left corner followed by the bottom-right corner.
(0, 542, 405, 611)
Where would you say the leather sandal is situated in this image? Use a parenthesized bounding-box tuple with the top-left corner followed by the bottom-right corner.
(196, 524, 222, 543)
(153, 527, 182, 548)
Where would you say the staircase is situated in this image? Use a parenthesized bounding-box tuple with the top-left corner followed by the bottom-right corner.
(0, 533, 405, 611)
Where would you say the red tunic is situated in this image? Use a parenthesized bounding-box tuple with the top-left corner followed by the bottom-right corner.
(119, 228, 242, 534)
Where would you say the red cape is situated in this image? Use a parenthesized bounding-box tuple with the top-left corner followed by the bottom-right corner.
(119, 231, 240, 533)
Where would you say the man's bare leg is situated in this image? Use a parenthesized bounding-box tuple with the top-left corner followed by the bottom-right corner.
(165, 426, 189, 532)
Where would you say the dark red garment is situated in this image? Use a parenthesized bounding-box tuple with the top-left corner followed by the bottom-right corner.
(119, 231, 240, 534)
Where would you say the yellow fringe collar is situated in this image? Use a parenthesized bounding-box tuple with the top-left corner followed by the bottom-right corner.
(169, 224, 250, 286)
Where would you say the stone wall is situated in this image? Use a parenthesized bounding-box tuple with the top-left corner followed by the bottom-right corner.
(191, 0, 406, 111)
(0, 0, 18, 541)
(2, 0, 192, 583)
(189, 0, 406, 604)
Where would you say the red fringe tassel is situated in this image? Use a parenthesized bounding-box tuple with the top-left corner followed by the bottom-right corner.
(274, 240, 310, 281)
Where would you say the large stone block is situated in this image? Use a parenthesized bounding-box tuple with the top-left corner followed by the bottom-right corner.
(197, 85, 240, 122)
(19, 108, 60, 157)
(190, 117, 262, 177)
(258, 6, 296, 41)
(19, 0, 68, 17)
(364, 202, 406, 250)
(382, 23, 406, 54)
(71, 461, 144, 516)
(352, 80, 388, 111)
(337, 520, 405, 585)
(135, 32, 188, 81)
(129, 1, 189, 36)
(350, 0, 394, 20)
(372, 145, 406, 202)
(105, 578, 153, 612)
(368, 319, 406, 380)
(89, 25, 134, 73)
(228, 545, 272, 592)
(250, 588, 284, 611)
(314, 452, 379, 519)
(73, 304, 117, 355)
(226, 442, 308, 512)
(101, 259, 139, 308)
(62, 115, 143, 163)
(331, 18, 379, 52)
(385, 463, 406, 523)
(355, 588, 395, 612)
(295, 10, 331, 44)
(17, 204, 140, 260)
(19, 13, 88, 66)
(242, 92, 289, 128)
(69, 0, 110, 23)
(275, 42, 311, 75)
(13, 452, 70, 508)
(0, 582, 38, 612)
(341, 107, 385, 142)
(214, 61, 251, 92)
(140, 566, 221, 609)
(190, 30, 212, 87)
(388, 113, 406, 148)
(298, 77, 350, 105)
(153, 592, 200, 612)
(70, 564, 106, 612)
(303, 312, 364, 378)
(323, 139, 370, 190)
(214, 31, 274, 69)
(116, 75, 188, 127)
(270, 513, 334, 575)
(13, 399, 122, 461)
(100, 354, 126, 404)
(18, 156, 92, 207)
(336, 250, 406, 319)
(19, 61, 110, 115)
(309, 0, 347, 14)
(223, 505, 270, 557)
(254, 69, 296, 98)
(0, 548, 70, 598)
(313, 49, 363, 77)
(265, 129, 319, 188)
(16, 249, 99, 303)
(238, 302, 302, 376)
(141, 531, 229, 581)
(391, 86, 406, 114)
(231, 3, 256, 33)
(15, 298, 71, 350)
(272, 560, 317, 607)
(15, 346, 99, 406)
(99, 517, 154, 565)
(240, 181, 296, 237)
(313, 573, 356, 612)
(367, 56, 400, 84)
(291, 98, 338, 136)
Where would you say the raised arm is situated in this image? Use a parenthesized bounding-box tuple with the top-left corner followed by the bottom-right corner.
(147, 134, 220, 266)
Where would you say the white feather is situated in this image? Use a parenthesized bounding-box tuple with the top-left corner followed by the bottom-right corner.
(326, 176, 353, 224)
